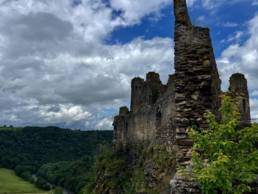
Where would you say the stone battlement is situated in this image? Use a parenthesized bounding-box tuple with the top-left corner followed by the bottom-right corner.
(114, 71, 176, 151)
(131, 72, 165, 112)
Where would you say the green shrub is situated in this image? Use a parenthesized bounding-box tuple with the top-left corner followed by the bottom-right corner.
(53, 187, 63, 194)
(189, 96, 258, 194)
(82, 146, 131, 194)
(82, 143, 176, 194)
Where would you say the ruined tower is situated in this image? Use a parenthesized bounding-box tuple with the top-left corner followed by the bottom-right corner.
(228, 73, 251, 127)
(131, 77, 145, 113)
(113, 107, 129, 152)
(114, 70, 174, 152)
(113, 0, 251, 193)
(172, 0, 221, 193)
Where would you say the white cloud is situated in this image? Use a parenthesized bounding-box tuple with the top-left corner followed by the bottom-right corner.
(96, 118, 113, 130)
(0, 37, 172, 129)
(0, 0, 122, 44)
(251, 90, 258, 97)
(0, 0, 173, 129)
(221, 22, 239, 28)
(218, 14, 258, 119)
(187, 0, 197, 7)
(188, 0, 258, 10)
(252, 0, 258, 5)
(40, 104, 92, 123)
(227, 31, 244, 43)
(250, 99, 258, 120)
(0, 0, 257, 129)
(110, 0, 170, 24)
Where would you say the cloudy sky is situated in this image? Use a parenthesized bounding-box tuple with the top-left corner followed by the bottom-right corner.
(0, 0, 257, 130)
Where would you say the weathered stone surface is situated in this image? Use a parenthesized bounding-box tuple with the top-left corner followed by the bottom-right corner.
(228, 73, 251, 127)
(173, 0, 221, 192)
(113, 107, 129, 152)
(112, 0, 252, 193)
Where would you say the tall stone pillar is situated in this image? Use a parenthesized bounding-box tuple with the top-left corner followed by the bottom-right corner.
(172, 0, 221, 193)
(113, 107, 129, 152)
(229, 73, 251, 127)
(131, 77, 144, 113)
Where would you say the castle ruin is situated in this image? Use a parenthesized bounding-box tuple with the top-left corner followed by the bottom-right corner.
(113, 0, 251, 193)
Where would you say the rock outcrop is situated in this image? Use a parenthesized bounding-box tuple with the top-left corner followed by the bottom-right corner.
(113, 0, 251, 193)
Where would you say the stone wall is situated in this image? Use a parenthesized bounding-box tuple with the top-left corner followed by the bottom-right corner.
(113, 106, 129, 152)
(172, 0, 221, 193)
(113, 0, 252, 193)
(114, 72, 176, 152)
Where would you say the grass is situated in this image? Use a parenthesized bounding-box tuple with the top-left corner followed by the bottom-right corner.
(0, 127, 22, 132)
(0, 168, 50, 194)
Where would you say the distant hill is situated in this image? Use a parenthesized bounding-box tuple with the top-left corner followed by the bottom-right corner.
(0, 126, 22, 131)
(0, 126, 113, 193)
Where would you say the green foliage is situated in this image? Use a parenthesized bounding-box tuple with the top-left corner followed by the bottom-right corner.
(0, 126, 113, 193)
(0, 126, 21, 131)
(38, 156, 94, 193)
(53, 187, 63, 194)
(145, 145, 175, 167)
(82, 144, 175, 194)
(82, 146, 131, 194)
(129, 166, 145, 193)
(189, 96, 258, 194)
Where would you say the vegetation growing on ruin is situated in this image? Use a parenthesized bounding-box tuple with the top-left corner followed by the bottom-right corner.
(189, 96, 258, 194)
(82, 144, 175, 194)
(81, 146, 130, 194)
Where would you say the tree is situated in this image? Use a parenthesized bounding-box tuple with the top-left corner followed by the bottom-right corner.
(53, 187, 63, 194)
(189, 96, 258, 194)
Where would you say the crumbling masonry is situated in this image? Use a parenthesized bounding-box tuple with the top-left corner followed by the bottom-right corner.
(113, 0, 251, 193)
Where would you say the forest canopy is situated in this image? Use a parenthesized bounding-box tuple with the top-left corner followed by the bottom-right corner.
(0, 126, 112, 193)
